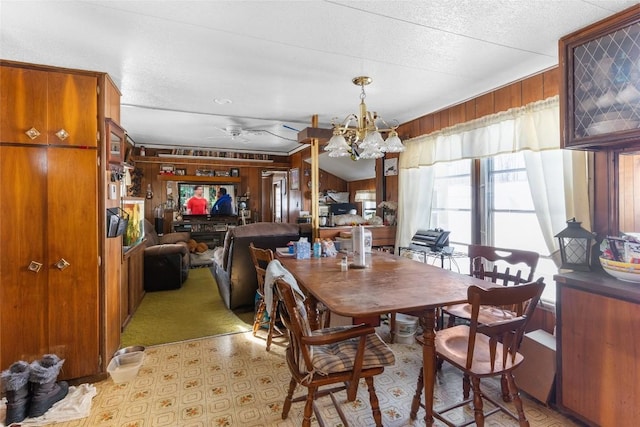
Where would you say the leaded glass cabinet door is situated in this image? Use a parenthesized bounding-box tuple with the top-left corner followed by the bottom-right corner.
(560, 5, 640, 150)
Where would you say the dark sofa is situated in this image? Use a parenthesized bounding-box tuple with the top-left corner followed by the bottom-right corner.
(213, 222, 300, 310)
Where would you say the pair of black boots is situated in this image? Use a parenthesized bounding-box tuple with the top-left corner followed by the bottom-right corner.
(1, 354, 69, 425)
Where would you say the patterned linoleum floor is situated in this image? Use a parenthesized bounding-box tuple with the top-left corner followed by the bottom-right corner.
(38, 329, 578, 427)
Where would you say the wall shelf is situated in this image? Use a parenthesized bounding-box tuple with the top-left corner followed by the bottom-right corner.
(131, 155, 290, 168)
(158, 154, 274, 162)
(157, 174, 241, 183)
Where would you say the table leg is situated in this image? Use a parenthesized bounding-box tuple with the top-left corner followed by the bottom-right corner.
(422, 308, 437, 426)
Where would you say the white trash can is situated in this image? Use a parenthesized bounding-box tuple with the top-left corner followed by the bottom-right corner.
(394, 313, 419, 344)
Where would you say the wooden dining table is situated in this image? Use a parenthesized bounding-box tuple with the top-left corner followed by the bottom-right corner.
(279, 250, 490, 426)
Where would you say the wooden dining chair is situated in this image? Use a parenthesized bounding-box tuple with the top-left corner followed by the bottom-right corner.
(249, 242, 280, 351)
(410, 278, 545, 427)
(391, 245, 538, 344)
(441, 244, 539, 401)
(274, 278, 395, 427)
(444, 244, 539, 327)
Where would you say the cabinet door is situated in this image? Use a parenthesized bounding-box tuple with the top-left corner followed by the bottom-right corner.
(0, 146, 49, 368)
(47, 148, 99, 379)
(559, 6, 640, 150)
(0, 66, 48, 144)
(559, 286, 640, 425)
(47, 72, 98, 147)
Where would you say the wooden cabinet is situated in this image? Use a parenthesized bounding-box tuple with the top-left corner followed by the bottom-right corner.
(0, 62, 105, 380)
(0, 145, 99, 379)
(0, 65, 98, 147)
(555, 271, 640, 426)
(121, 242, 145, 329)
(103, 74, 121, 123)
(559, 5, 640, 150)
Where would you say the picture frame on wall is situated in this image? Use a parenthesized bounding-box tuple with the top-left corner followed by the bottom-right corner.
(384, 157, 398, 176)
(290, 168, 300, 190)
(230, 168, 240, 177)
(105, 119, 124, 167)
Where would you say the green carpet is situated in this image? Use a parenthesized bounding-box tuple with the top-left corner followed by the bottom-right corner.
(121, 268, 254, 347)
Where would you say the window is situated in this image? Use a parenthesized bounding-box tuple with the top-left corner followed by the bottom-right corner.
(484, 152, 557, 303)
(484, 153, 546, 251)
(429, 153, 559, 304)
(430, 159, 472, 246)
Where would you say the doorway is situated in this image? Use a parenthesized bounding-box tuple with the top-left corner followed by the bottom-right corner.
(261, 170, 288, 223)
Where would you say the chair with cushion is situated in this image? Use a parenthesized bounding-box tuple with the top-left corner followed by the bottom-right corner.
(143, 219, 191, 291)
(410, 279, 545, 427)
(274, 277, 395, 427)
(249, 243, 281, 351)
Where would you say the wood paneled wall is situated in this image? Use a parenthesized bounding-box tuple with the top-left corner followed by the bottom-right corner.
(396, 68, 559, 140)
(618, 153, 640, 233)
(348, 178, 376, 193)
(133, 151, 289, 225)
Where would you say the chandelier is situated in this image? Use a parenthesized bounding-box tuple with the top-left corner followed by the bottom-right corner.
(324, 76, 405, 160)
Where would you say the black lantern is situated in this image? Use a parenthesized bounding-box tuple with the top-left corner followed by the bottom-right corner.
(555, 218, 596, 271)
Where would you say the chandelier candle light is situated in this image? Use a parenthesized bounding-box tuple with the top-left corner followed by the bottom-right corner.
(324, 76, 405, 160)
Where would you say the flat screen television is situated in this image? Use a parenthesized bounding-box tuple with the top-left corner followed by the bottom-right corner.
(177, 182, 237, 216)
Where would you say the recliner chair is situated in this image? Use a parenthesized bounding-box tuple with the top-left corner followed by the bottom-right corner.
(143, 219, 191, 291)
(213, 222, 300, 310)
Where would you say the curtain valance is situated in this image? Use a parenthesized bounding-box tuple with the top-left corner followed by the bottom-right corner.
(400, 96, 560, 169)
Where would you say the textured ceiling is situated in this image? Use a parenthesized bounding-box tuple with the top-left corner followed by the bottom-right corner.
(1, 0, 637, 180)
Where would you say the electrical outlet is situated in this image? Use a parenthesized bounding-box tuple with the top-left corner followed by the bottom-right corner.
(109, 184, 117, 200)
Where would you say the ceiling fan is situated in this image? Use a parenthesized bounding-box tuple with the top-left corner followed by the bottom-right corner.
(207, 125, 265, 143)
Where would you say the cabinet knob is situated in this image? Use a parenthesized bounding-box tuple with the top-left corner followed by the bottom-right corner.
(55, 129, 69, 141)
(25, 127, 41, 140)
(28, 261, 43, 273)
(55, 258, 71, 271)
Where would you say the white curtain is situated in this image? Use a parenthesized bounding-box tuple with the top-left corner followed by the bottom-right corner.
(397, 167, 434, 249)
(397, 96, 592, 259)
(523, 149, 593, 265)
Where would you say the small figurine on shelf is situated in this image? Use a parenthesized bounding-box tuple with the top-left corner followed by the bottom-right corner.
(139, 145, 146, 156)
